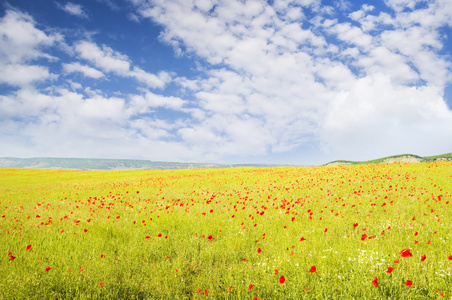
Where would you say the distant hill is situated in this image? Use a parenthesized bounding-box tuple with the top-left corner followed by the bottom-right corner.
(323, 153, 452, 166)
(0, 157, 288, 170)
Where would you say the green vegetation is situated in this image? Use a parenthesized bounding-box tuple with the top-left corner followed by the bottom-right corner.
(323, 152, 452, 166)
(1, 162, 452, 299)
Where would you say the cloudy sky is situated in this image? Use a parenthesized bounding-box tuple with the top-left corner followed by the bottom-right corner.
(0, 0, 451, 165)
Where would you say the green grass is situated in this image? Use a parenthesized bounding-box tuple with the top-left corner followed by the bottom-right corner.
(1, 162, 452, 299)
(323, 152, 452, 166)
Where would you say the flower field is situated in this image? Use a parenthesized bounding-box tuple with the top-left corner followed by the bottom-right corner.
(1, 162, 452, 299)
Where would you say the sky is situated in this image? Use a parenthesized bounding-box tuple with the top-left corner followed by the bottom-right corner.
(0, 0, 451, 165)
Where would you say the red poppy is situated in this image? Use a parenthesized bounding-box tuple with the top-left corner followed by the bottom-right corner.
(386, 266, 394, 274)
(300, 237, 306, 241)
(228, 286, 233, 292)
(84, 229, 88, 233)
(394, 259, 400, 263)
(208, 235, 213, 241)
(248, 284, 253, 290)
(421, 254, 426, 261)
(324, 228, 327, 233)
(243, 258, 247, 262)
(372, 277, 378, 288)
(400, 249, 413, 257)
(101, 254, 104, 258)
(9, 255, 15, 261)
(449, 255, 452, 260)
(309, 266, 316, 273)
(405, 280, 413, 287)
(145, 236, 150, 239)
(26, 245, 31, 251)
(45, 266, 51, 272)
(257, 248, 262, 253)
(353, 223, 358, 227)
(274, 269, 278, 274)
(98, 282, 104, 287)
(361, 233, 367, 240)
(279, 275, 285, 284)
(157, 233, 162, 237)
(204, 290, 207, 295)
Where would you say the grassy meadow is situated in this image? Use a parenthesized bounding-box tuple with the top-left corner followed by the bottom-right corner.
(1, 162, 452, 299)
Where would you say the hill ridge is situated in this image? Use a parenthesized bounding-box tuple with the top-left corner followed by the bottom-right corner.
(323, 152, 452, 166)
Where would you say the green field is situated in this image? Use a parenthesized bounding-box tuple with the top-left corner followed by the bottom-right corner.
(1, 162, 452, 299)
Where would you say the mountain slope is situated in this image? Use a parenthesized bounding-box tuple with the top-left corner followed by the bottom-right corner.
(323, 153, 452, 166)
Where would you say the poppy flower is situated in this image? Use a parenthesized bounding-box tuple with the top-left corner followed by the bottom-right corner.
(99, 282, 104, 287)
(274, 269, 278, 274)
(248, 284, 253, 290)
(157, 233, 162, 237)
(300, 237, 306, 241)
(394, 259, 400, 263)
(84, 229, 88, 233)
(45, 266, 51, 272)
(208, 235, 213, 241)
(309, 266, 316, 273)
(386, 266, 394, 274)
(421, 254, 426, 261)
(257, 248, 262, 253)
(279, 275, 285, 284)
(26, 245, 31, 251)
(405, 280, 413, 287)
(400, 249, 413, 257)
(9, 255, 15, 261)
(449, 255, 452, 260)
(101, 254, 104, 258)
(228, 286, 233, 292)
(145, 236, 150, 239)
(353, 223, 358, 227)
(204, 290, 207, 295)
(372, 277, 378, 288)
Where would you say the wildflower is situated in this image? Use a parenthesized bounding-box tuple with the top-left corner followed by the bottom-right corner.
(248, 284, 253, 290)
(405, 280, 413, 287)
(400, 249, 412, 257)
(279, 275, 285, 284)
(45, 266, 51, 272)
(421, 254, 426, 262)
(26, 245, 31, 251)
(386, 266, 394, 274)
(309, 266, 316, 273)
(99, 282, 104, 287)
(372, 277, 378, 288)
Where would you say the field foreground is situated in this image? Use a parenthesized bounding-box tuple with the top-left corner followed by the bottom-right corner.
(1, 162, 452, 299)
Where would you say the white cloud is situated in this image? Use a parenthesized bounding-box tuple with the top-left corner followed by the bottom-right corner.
(0, 9, 61, 63)
(74, 41, 131, 74)
(62, 62, 105, 79)
(1, 2, 451, 164)
(74, 41, 171, 88)
(0, 64, 55, 86)
(57, 2, 88, 18)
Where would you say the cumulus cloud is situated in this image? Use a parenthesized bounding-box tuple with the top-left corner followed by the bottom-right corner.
(62, 62, 105, 79)
(74, 41, 171, 88)
(130, 0, 452, 161)
(56, 2, 88, 18)
(1, 1, 451, 164)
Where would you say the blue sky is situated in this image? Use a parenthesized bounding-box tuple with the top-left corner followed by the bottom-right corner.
(0, 0, 451, 165)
